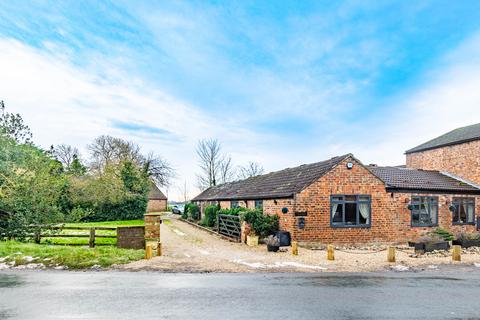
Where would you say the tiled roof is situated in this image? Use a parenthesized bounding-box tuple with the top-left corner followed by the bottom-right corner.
(148, 182, 167, 200)
(368, 166, 480, 193)
(193, 154, 352, 201)
(406, 123, 480, 154)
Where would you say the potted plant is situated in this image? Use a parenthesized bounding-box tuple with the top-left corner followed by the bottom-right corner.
(453, 232, 480, 248)
(266, 235, 280, 252)
(414, 232, 451, 254)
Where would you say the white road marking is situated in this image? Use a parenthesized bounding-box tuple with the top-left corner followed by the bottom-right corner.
(230, 259, 326, 270)
(173, 229, 186, 236)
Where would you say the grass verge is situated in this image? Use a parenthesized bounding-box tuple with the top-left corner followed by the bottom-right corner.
(0, 241, 144, 269)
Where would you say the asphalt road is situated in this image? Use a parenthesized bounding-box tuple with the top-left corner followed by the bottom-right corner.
(1, 268, 480, 319)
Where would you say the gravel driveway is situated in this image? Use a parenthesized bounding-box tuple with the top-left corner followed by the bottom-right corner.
(118, 214, 480, 273)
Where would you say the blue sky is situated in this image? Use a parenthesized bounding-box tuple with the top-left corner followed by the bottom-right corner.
(1, 1, 480, 199)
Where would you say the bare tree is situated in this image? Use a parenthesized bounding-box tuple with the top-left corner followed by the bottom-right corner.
(219, 155, 236, 184)
(196, 139, 235, 190)
(88, 135, 174, 186)
(141, 152, 175, 187)
(53, 144, 80, 169)
(88, 135, 142, 171)
(238, 161, 264, 180)
(177, 180, 190, 203)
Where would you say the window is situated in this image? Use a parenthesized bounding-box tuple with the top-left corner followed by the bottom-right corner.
(230, 200, 239, 209)
(255, 200, 263, 209)
(331, 195, 371, 227)
(452, 198, 475, 225)
(411, 196, 438, 227)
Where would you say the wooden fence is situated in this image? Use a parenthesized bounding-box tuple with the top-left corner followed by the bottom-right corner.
(31, 226, 117, 247)
(217, 214, 241, 241)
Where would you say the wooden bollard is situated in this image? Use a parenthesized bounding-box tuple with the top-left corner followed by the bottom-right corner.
(327, 245, 335, 261)
(292, 241, 298, 256)
(452, 245, 461, 262)
(145, 244, 153, 260)
(387, 247, 396, 263)
(89, 228, 95, 248)
(157, 242, 162, 256)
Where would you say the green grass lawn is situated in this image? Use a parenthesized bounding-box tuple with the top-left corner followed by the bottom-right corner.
(0, 241, 144, 269)
(64, 219, 145, 228)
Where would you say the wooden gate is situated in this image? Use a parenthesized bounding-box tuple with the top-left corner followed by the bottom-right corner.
(217, 214, 241, 241)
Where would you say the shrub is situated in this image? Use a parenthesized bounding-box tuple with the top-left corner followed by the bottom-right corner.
(181, 203, 190, 219)
(242, 209, 279, 238)
(188, 203, 200, 221)
(455, 232, 480, 241)
(66, 207, 93, 223)
(432, 228, 454, 241)
(218, 207, 247, 216)
(202, 204, 220, 228)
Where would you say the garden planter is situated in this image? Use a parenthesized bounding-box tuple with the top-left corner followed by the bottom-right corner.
(267, 245, 280, 252)
(452, 239, 480, 248)
(246, 235, 259, 247)
(414, 241, 450, 254)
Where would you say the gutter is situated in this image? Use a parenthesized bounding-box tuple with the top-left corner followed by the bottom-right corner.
(385, 187, 480, 195)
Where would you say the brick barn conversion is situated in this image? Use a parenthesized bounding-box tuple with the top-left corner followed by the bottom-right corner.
(193, 123, 480, 245)
(147, 182, 167, 213)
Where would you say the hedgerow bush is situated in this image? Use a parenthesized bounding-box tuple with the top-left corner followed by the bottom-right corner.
(218, 207, 247, 216)
(202, 204, 220, 227)
(188, 203, 200, 221)
(242, 209, 279, 238)
(181, 203, 190, 219)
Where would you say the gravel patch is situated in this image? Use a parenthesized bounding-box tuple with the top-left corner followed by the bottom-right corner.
(118, 215, 480, 273)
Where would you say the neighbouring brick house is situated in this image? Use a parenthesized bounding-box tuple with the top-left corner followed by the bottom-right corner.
(406, 123, 480, 185)
(147, 182, 167, 213)
(193, 124, 480, 245)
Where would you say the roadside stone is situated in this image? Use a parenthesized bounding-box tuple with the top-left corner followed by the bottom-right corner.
(53, 265, 67, 270)
(391, 265, 410, 272)
(25, 263, 45, 269)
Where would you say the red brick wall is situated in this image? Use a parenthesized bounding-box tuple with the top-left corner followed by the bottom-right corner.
(387, 193, 479, 242)
(195, 156, 480, 245)
(289, 157, 480, 245)
(147, 199, 167, 213)
(262, 198, 295, 233)
(293, 157, 395, 244)
(406, 140, 480, 185)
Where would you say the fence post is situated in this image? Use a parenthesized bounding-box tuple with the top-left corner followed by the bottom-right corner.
(387, 247, 396, 263)
(452, 245, 461, 261)
(89, 228, 95, 248)
(292, 241, 298, 256)
(34, 230, 41, 244)
(327, 245, 335, 261)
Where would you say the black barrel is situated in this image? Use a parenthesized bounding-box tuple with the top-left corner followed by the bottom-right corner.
(275, 231, 291, 247)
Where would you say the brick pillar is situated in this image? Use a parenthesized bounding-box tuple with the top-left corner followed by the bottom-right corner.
(144, 213, 162, 241)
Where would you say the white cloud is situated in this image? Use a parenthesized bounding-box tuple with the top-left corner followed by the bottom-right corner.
(2, 26, 480, 200)
(0, 38, 260, 199)
(336, 32, 480, 166)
